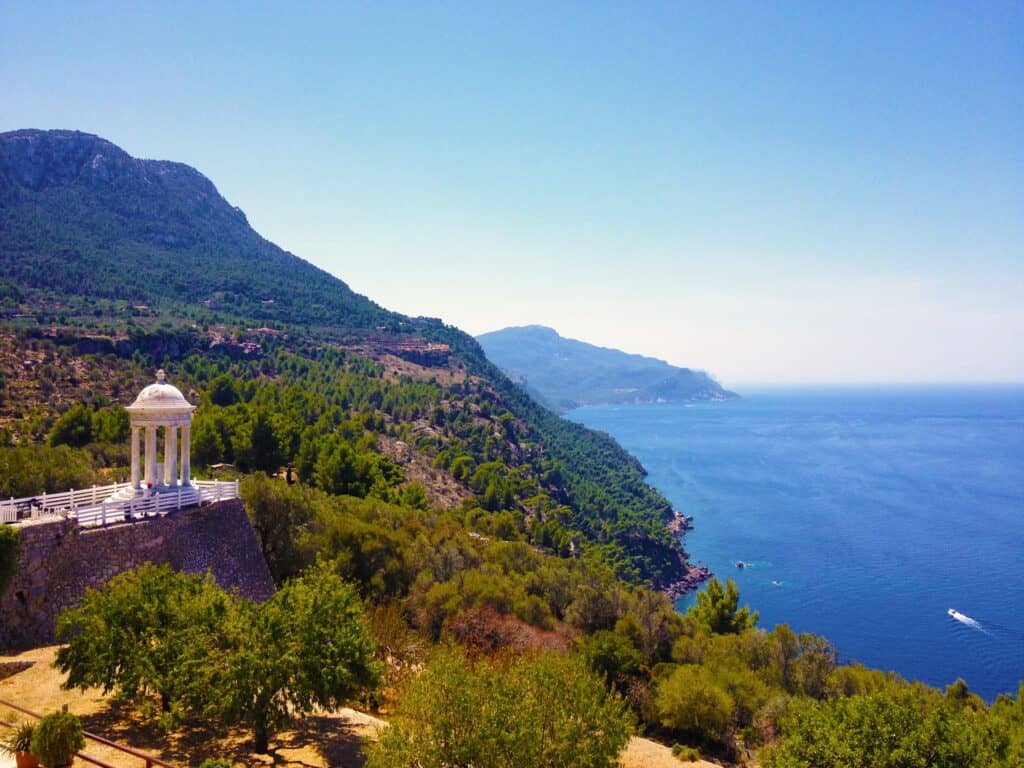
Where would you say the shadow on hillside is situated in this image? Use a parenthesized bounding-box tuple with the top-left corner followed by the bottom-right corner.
(79, 702, 367, 767)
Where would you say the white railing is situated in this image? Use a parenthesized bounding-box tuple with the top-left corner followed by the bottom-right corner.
(0, 479, 240, 528)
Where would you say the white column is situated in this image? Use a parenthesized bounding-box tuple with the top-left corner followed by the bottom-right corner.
(144, 426, 158, 488)
(164, 426, 178, 486)
(130, 426, 141, 489)
(180, 424, 191, 486)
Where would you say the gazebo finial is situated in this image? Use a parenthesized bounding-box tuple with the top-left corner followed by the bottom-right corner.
(156, 369, 167, 383)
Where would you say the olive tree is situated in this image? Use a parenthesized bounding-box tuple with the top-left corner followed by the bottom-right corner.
(55, 564, 234, 713)
(208, 562, 381, 752)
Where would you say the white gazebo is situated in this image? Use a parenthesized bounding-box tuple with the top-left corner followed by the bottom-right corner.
(1, 370, 239, 526)
(125, 369, 195, 494)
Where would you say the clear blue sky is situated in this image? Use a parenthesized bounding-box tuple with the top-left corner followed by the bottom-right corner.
(2, 2, 1022, 384)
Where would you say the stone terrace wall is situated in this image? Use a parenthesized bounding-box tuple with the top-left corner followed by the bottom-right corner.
(0, 499, 274, 651)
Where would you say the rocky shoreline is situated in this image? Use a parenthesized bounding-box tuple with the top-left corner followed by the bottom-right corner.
(662, 563, 713, 601)
(661, 510, 713, 600)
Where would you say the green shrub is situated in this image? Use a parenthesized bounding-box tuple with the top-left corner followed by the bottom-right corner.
(0, 719, 36, 755)
(199, 760, 233, 768)
(30, 708, 85, 768)
(671, 743, 701, 762)
(366, 649, 632, 768)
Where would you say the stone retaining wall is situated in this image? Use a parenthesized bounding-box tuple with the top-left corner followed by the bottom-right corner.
(0, 499, 274, 651)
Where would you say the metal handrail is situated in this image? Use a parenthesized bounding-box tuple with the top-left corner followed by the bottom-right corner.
(0, 698, 177, 768)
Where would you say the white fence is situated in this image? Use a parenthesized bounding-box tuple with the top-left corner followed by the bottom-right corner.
(0, 480, 240, 527)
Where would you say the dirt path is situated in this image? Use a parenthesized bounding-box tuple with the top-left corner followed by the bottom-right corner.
(620, 735, 720, 768)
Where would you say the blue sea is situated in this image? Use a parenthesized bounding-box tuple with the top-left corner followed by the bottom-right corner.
(568, 386, 1024, 701)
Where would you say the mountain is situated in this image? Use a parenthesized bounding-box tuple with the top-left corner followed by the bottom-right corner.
(0, 129, 692, 589)
(0, 129, 393, 333)
(477, 325, 738, 412)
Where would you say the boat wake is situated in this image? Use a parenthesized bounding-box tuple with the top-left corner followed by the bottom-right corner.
(948, 608, 987, 633)
(946, 608, 1024, 643)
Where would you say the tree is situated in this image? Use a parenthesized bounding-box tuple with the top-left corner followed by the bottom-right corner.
(233, 408, 283, 473)
(578, 629, 643, 684)
(0, 445, 96, 497)
(55, 564, 235, 713)
(761, 688, 1001, 768)
(366, 649, 632, 768)
(48, 404, 93, 447)
(240, 473, 316, 584)
(210, 562, 380, 752)
(313, 434, 402, 499)
(656, 664, 735, 744)
(55, 562, 379, 753)
(91, 406, 129, 444)
(687, 578, 758, 635)
(207, 374, 239, 407)
(190, 410, 229, 467)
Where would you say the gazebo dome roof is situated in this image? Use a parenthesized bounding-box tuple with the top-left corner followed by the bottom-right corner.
(127, 370, 193, 412)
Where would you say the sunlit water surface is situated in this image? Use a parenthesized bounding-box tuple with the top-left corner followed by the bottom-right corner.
(568, 386, 1024, 700)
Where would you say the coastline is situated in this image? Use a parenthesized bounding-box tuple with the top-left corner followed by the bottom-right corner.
(661, 510, 712, 600)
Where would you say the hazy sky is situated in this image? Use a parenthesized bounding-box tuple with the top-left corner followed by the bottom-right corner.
(2, 2, 1022, 385)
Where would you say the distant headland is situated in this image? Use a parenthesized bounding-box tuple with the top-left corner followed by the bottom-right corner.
(477, 325, 738, 412)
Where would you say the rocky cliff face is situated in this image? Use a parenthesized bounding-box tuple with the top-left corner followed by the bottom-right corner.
(0, 129, 247, 225)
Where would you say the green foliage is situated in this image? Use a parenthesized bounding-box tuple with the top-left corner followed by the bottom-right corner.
(671, 743, 702, 762)
(48, 404, 93, 447)
(0, 445, 97, 497)
(0, 719, 35, 755)
(30, 709, 85, 768)
(761, 687, 1008, 768)
(365, 649, 632, 768)
(313, 433, 402, 498)
(687, 578, 758, 634)
(397, 482, 429, 511)
(91, 406, 129, 444)
(0, 525, 19, 597)
(204, 562, 380, 752)
(578, 629, 644, 684)
(233, 408, 283, 473)
(240, 473, 317, 584)
(657, 664, 736, 744)
(54, 561, 379, 754)
(207, 374, 239, 407)
(55, 564, 234, 713)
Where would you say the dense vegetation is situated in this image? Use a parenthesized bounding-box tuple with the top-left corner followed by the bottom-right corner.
(56, 562, 380, 752)
(50, 474, 1024, 764)
(365, 649, 632, 768)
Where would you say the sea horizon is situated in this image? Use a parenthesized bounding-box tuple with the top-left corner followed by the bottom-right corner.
(568, 385, 1024, 701)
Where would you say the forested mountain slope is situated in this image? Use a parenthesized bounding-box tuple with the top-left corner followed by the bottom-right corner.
(477, 325, 737, 412)
(0, 129, 688, 588)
